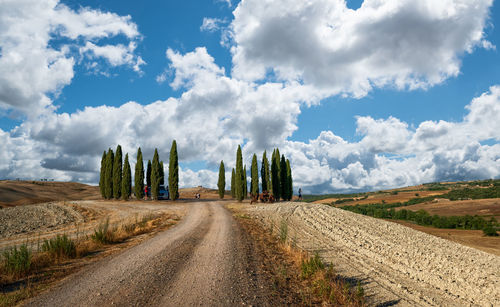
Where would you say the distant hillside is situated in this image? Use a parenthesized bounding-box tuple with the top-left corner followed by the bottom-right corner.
(0, 180, 100, 207)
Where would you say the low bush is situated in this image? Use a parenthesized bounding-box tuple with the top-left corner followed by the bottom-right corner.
(483, 226, 499, 236)
(301, 252, 324, 279)
(2, 244, 32, 276)
(91, 218, 116, 244)
(41, 234, 76, 260)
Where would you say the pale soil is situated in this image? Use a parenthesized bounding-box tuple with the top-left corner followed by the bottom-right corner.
(314, 190, 449, 206)
(0, 180, 100, 207)
(390, 220, 500, 257)
(241, 202, 500, 306)
(401, 198, 500, 219)
(23, 202, 277, 307)
(0, 200, 185, 252)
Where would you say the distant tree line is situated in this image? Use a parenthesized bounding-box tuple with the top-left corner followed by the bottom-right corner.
(340, 203, 499, 235)
(99, 140, 179, 201)
(219, 145, 293, 201)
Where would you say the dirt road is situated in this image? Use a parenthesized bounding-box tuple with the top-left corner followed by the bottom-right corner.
(23, 202, 275, 306)
(244, 202, 500, 306)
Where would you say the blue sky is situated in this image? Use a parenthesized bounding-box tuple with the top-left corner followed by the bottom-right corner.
(1, 0, 500, 193)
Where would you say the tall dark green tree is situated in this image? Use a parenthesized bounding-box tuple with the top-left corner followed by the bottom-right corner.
(99, 151, 106, 198)
(169, 140, 179, 200)
(243, 165, 248, 198)
(218, 161, 225, 199)
(235, 145, 244, 201)
(286, 159, 293, 201)
(104, 148, 114, 199)
(271, 149, 280, 200)
(146, 160, 152, 187)
(122, 153, 131, 200)
(251, 154, 259, 196)
(231, 168, 236, 198)
(134, 148, 144, 199)
(261, 151, 270, 193)
(159, 161, 165, 186)
(280, 155, 288, 201)
(112, 145, 122, 199)
(151, 149, 160, 200)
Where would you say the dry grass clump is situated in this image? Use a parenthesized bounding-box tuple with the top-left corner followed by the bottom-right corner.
(234, 213, 365, 306)
(0, 212, 175, 307)
(1, 244, 32, 277)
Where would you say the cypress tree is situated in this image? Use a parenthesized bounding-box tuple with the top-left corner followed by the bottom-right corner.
(280, 155, 288, 201)
(122, 153, 131, 200)
(99, 151, 106, 198)
(235, 145, 244, 201)
(169, 140, 179, 200)
(271, 150, 280, 200)
(134, 148, 145, 199)
(286, 159, 293, 201)
(243, 165, 247, 198)
(218, 161, 225, 199)
(104, 148, 114, 199)
(231, 168, 236, 198)
(251, 154, 259, 196)
(112, 145, 122, 199)
(261, 151, 270, 193)
(146, 160, 152, 188)
(151, 149, 160, 200)
(159, 161, 165, 186)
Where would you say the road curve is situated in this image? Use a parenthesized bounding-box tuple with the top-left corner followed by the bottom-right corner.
(24, 202, 274, 307)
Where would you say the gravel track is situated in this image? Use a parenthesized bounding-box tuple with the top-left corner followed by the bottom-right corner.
(244, 202, 500, 306)
(24, 202, 276, 307)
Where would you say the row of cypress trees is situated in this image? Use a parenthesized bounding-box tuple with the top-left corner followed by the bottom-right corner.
(220, 146, 293, 201)
(99, 145, 132, 200)
(99, 140, 179, 201)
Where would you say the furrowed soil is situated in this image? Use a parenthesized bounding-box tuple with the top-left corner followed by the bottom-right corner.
(240, 202, 500, 306)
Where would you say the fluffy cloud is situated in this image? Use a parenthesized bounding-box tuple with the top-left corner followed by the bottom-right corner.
(286, 86, 500, 193)
(1, 0, 499, 194)
(230, 0, 493, 97)
(0, 0, 142, 116)
(0, 47, 310, 182)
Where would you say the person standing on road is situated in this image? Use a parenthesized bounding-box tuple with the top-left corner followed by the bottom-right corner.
(144, 186, 148, 200)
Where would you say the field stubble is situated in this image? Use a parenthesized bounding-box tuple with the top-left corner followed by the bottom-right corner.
(242, 202, 500, 306)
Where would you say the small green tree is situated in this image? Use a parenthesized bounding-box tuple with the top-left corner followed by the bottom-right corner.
(159, 161, 165, 186)
(134, 147, 144, 199)
(235, 145, 244, 201)
(286, 159, 293, 201)
(122, 153, 131, 200)
(271, 149, 280, 200)
(280, 155, 288, 201)
(261, 150, 270, 193)
(243, 164, 248, 199)
(104, 148, 114, 199)
(251, 154, 259, 197)
(146, 160, 152, 188)
(112, 145, 122, 199)
(151, 149, 160, 200)
(231, 168, 236, 198)
(218, 161, 225, 199)
(99, 151, 106, 198)
(169, 140, 179, 200)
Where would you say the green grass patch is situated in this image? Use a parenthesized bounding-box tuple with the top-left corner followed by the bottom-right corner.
(2, 244, 32, 276)
(91, 218, 116, 244)
(301, 252, 324, 279)
(41, 234, 76, 260)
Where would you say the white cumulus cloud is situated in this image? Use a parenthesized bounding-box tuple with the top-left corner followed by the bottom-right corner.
(230, 0, 493, 97)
